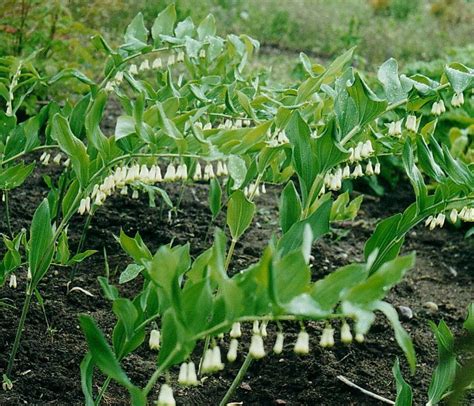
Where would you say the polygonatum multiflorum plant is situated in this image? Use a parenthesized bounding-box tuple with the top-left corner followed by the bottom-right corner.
(0, 4, 473, 404)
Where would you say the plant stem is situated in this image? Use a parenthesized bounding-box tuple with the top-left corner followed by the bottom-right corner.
(219, 352, 253, 406)
(69, 212, 94, 282)
(4, 190, 13, 237)
(142, 350, 178, 396)
(94, 376, 112, 406)
(6, 291, 32, 376)
(198, 335, 211, 376)
(224, 239, 237, 271)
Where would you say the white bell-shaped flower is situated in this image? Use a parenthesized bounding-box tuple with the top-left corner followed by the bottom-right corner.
(139, 60, 150, 71)
(149, 329, 161, 350)
(230, 322, 242, 338)
(152, 57, 163, 69)
(405, 114, 418, 132)
(178, 363, 188, 385)
(249, 334, 266, 359)
(128, 64, 138, 75)
(451, 92, 464, 107)
(164, 164, 177, 181)
(9, 274, 17, 289)
(187, 362, 199, 386)
(294, 330, 310, 354)
(157, 384, 176, 406)
(340, 322, 353, 344)
(273, 332, 284, 354)
(227, 339, 239, 362)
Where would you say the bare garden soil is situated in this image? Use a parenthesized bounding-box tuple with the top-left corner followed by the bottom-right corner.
(0, 165, 473, 405)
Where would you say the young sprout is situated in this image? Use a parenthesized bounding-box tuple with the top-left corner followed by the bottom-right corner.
(273, 332, 284, 355)
(149, 329, 161, 350)
(157, 384, 176, 406)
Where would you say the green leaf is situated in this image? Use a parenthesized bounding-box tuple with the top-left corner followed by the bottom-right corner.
(115, 116, 136, 140)
(227, 190, 256, 240)
(278, 199, 332, 256)
(197, 14, 216, 40)
(311, 263, 367, 311)
(227, 155, 247, 190)
(80, 353, 95, 406)
(119, 264, 144, 284)
(279, 180, 302, 234)
(112, 298, 138, 341)
(29, 199, 54, 286)
(98, 276, 119, 301)
(285, 111, 317, 199)
(209, 178, 222, 220)
(347, 72, 388, 128)
(378, 58, 408, 103)
(124, 13, 149, 51)
(374, 301, 416, 373)
(393, 358, 413, 406)
(344, 253, 415, 304)
(273, 251, 310, 304)
(445, 63, 474, 94)
(463, 303, 474, 334)
(51, 114, 90, 187)
(0, 162, 35, 190)
(79, 315, 132, 388)
(403, 140, 427, 212)
(48, 69, 95, 86)
(152, 4, 176, 45)
(427, 320, 457, 405)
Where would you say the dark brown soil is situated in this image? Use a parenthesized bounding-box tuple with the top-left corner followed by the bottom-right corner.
(0, 165, 473, 405)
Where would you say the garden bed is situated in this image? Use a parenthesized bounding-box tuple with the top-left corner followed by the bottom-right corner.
(0, 168, 472, 405)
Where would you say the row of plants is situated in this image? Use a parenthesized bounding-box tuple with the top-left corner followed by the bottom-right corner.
(1, 5, 473, 404)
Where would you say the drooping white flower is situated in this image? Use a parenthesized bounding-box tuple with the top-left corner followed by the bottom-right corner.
(252, 320, 260, 335)
(249, 334, 265, 359)
(450, 209, 458, 223)
(294, 330, 310, 355)
(120, 186, 128, 195)
(201, 348, 214, 374)
(260, 321, 268, 338)
(365, 161, 374, 176)
(199, 49, 206, 58)
(388, 120, 402, 136)
(230, 322, 242, 338)
(342, 165, 351, 178)
(227, 339, 239, 362)
(164, 164, 177, 181)
(405, 114, 418, 132)
(78, 198, 88, 215)
(273, 332, 284, 354)
(128, 64, 138, 75)
(139, 165, 150, 181)
(320, 326, 335, 348)
(212, 346, 224, 371)
(149, 329, 161, 350)
(132, 189, 139, 199)
(53, 153, 62, 165)
(431, 100, 446, 116)
(104, 81, 114, 92)
(167, 54, 176, 66)
(152, 57, 163, 69)
(355, 333, 365, 343)
(261, 183, 266, 194)
(114, 71, 124, 83)
(203, 122, 212, 130)
(340, 322, 353, 344)
(176, 51, 185, 63)
(63, 158, 71, 167)
(193, 162, 202, 181)
(352, 164, 363, 178)
(187, 362, 199, 386)
(9, 274, 17, 289)
(203, 163, 215, 181)
(157, 384, 176, 406)
(354, 144, 362, 161)
(178, 363, 188, 385)
(374, 162, 381, 175)
(176, 164, 188, 180)
(139, 59, 150, 71)
(451, 92, 464, 107)
(41, 153, 51, 166)
(435, 213, 445, 228)
(361, 140, 374, 158)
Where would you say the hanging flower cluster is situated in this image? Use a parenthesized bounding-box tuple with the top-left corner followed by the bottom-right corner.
(243, 182, 267, 198)
(268, 129, 290, 147)
(426, 207, 474, 230)
(451, 92, 464, 107)
(77, 160, 229, 215)
(39, 151, 70, 167)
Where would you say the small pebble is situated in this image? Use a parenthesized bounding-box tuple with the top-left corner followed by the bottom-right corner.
(423, 301, 439, 312)
(397, 305, 413, 320)
(448, 267, 458, 277)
